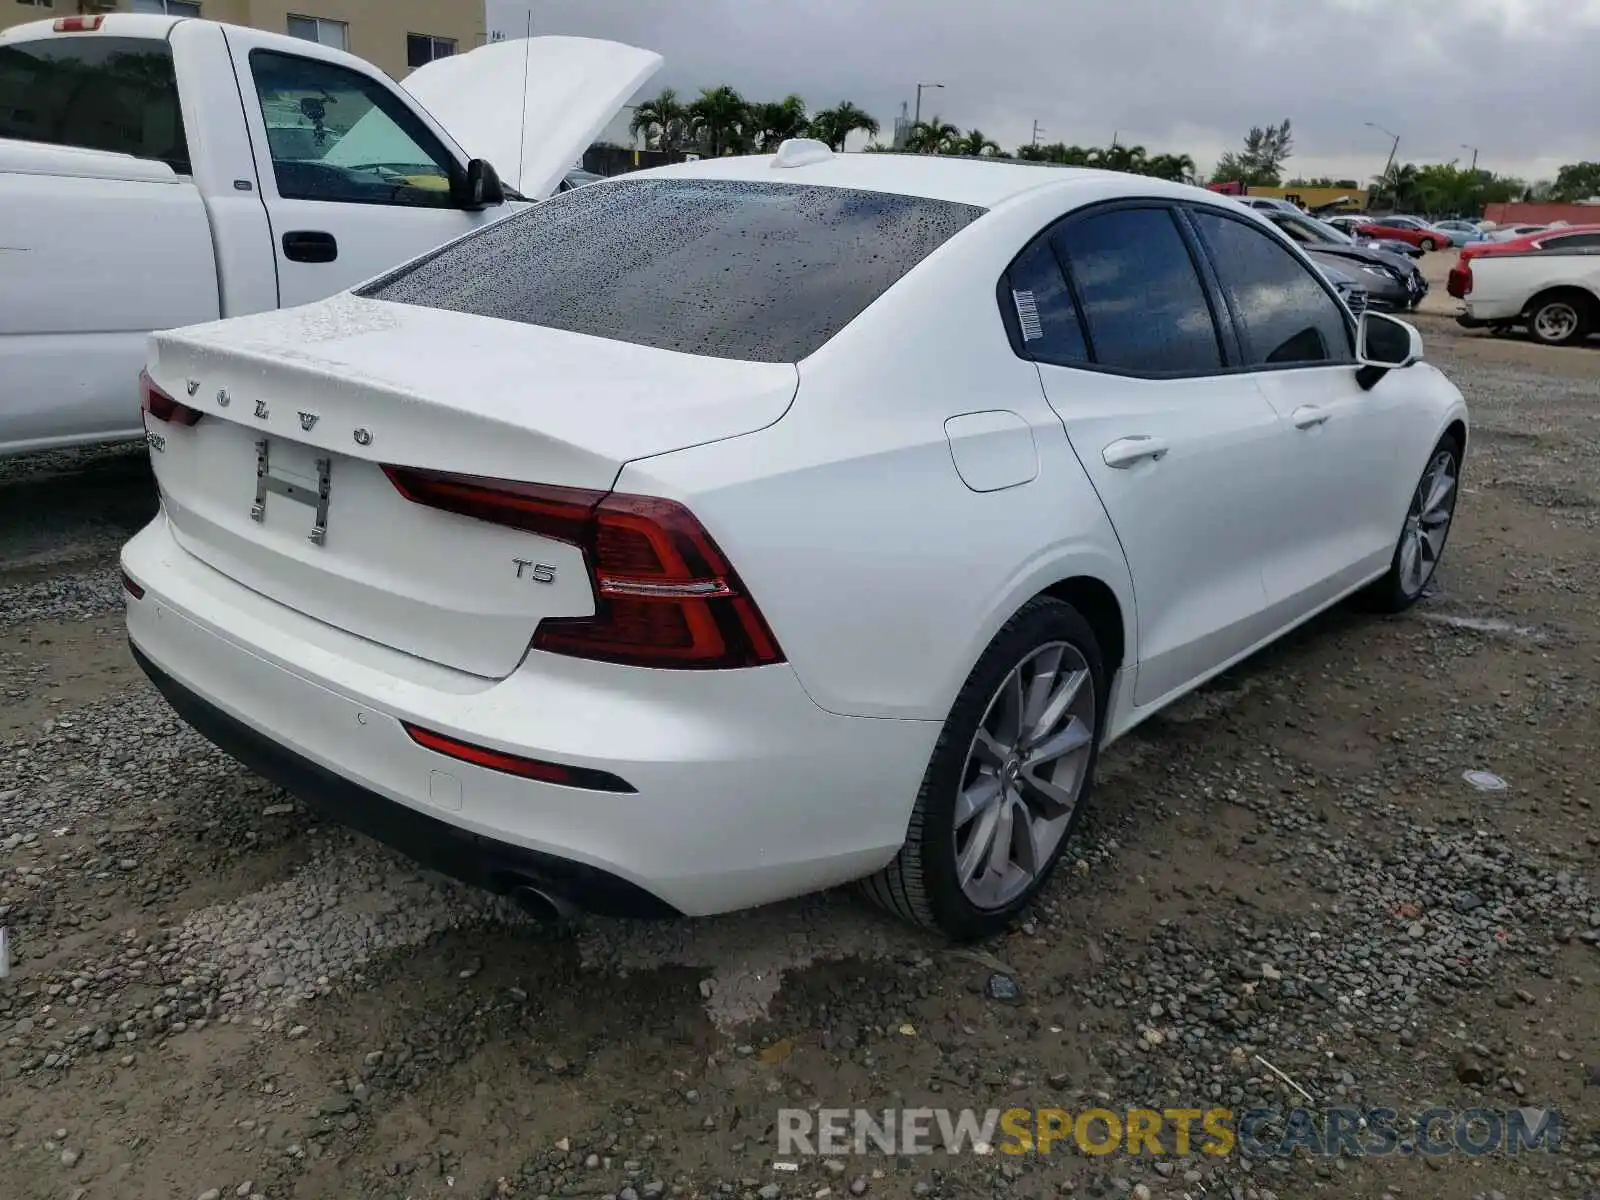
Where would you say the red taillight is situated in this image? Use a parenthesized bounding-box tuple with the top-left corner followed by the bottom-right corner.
(402, 722, 635, 792)
(53, 16, 106, 31)
(140, 369, 203, 427)
(383, 465, 784, 671)
(122, 570, 145, 599)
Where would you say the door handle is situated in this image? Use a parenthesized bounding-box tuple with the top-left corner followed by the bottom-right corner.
(1101, 435, 1169, 468)
(281, 230, 338, 263)
(1292, 405, 1330, 429)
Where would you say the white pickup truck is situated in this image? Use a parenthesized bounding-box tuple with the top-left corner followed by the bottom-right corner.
(0, 12, 660, 456)
(1456, 246, 1600, 346)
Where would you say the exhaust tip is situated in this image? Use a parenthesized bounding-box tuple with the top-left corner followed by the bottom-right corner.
(509, 884, 579, 923)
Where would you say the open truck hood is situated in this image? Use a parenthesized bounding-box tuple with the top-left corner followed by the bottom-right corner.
(400, 36, 663, 200)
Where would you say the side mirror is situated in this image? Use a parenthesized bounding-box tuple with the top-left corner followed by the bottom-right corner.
(1355, 311, 1423, 390)
(454, 158, 505, 211)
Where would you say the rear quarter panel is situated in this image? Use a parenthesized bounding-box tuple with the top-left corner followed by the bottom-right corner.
(618, 189, 1140, 722)
(0, 170, 219, 452)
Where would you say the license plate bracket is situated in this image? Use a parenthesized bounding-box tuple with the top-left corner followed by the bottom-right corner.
(252, 438, 332, 545)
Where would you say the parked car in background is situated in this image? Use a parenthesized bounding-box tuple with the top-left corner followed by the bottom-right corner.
(1324, 215, 1425, 259)
(1311, 258, 1370, 316)
(1447, 225, 1600, 297)
(1254, 206, 1427, 310)
(1238, 196, 1303, 215)
(124, 149, 1468, 938)
(0, 12, 663, 457)
(1433, 220, 1488, 245)
(1483, 223, 1549, 243)
(1355, 215, 1454, 251)
(1455, 243, 1600, 345)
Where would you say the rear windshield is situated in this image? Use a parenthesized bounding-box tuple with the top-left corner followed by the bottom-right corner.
(360, 178, 987, 363)
(0, 36, 189, 173)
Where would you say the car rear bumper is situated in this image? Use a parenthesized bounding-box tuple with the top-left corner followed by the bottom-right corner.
(122, 514, 937, 917)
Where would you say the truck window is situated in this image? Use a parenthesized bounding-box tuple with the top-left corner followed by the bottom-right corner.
(248, 49, 456, 209)
(0, 36, 189, 173)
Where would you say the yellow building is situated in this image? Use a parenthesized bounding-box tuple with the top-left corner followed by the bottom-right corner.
(1, 0, 485, 80)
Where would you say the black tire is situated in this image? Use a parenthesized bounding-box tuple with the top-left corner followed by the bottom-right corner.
(1526, 292, 1592, 347)
(860, 596, 1107, 940)
(1356, 432, 1463, 614)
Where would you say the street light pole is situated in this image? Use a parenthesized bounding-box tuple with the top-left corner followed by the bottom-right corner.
(1366, 121, 1400, 204)
(913, 81, 943, 132)
(1461, 143, 1479, 172)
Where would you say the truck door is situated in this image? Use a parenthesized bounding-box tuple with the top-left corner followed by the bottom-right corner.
(219, 26, 505, 307)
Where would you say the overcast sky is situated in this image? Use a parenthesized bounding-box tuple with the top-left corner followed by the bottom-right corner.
(486, 0, 1599, 184)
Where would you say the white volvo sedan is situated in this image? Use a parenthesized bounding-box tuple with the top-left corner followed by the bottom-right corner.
(122, 142, 1468, 939)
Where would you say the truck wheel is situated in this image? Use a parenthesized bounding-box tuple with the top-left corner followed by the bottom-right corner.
(1527, 292, 1592, 347)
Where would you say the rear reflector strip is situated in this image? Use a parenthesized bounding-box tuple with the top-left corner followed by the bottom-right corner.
(121, 571, 145, 600)
(401, 722, 637, 794)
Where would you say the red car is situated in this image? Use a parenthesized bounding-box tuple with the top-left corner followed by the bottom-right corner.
(1446, 224, 1600, 298)
(1355, 216, 1452, 250)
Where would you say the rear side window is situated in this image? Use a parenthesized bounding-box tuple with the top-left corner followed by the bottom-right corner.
(0, 36, 189, 173)
(361, 178, 986, 363)
(1052, 207, 1223, 375)
(1543, 233, 1600, 250)
(1004, 238, 1089, 367)
(1189, 210, 1354, 367)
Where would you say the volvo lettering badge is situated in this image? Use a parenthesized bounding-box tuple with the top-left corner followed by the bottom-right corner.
(253, 399, 270, 420)
(299, 412, 319, 432)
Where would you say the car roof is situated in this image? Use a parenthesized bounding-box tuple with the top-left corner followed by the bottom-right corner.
(630, 150, 1205, 211)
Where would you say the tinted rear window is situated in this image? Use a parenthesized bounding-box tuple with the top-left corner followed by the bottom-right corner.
(0, 36, 189, 173)
(360, 178, 986, 363)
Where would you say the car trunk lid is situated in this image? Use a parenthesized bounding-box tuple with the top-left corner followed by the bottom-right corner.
(144, 294, 797, 678)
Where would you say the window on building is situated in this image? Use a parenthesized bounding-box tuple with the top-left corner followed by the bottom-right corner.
(15, 2, 55, 9)
(130, 0, 203, 14)
(406, 34, 456, 68)
(286, 14, 349, 51)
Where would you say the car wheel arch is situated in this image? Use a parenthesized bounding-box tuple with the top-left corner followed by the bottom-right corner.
(1523, 285, 1598, 326)
(937, 560, 1135, 725)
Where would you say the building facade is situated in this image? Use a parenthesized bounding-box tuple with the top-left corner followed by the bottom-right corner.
(1, 0, 485, 79)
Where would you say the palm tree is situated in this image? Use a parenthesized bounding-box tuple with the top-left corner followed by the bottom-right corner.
(748, 94, 809, 151)
(629, 88, 687, 151)
(808, 101, 880, 152)
(1376, 161, 1421, 210)
(1143, 152, 1196, 183)
(906, 117, 959, 154)
(952, 128, 1001, 157)
(686, 85, 750, 157)
(1093, 143, 1148, 174)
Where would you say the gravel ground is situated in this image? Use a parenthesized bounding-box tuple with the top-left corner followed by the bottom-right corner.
(1, 322, 1597, 1200)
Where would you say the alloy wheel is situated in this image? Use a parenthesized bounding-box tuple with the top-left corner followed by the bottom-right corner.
(1533, 302, 1580, 344)
(1399, 448, 1458, 597)
(954, 642, 1095, 909)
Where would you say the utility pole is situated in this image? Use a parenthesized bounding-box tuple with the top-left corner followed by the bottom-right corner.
(913, 81, 943, 132)
(1366, 121, 1400, 204)
(1031, 120, 1045, 146)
